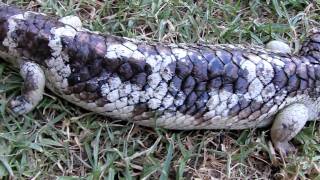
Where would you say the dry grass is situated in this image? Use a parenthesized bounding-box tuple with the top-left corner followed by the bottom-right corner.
(1, 0, 320, 179)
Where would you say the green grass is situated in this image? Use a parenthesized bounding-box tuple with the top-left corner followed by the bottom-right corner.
(1, 0, 320, 179)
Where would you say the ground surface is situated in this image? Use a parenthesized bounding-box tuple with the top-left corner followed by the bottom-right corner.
(1, 0, 320, 179)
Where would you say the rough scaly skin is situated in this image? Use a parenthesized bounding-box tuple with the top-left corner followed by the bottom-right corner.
(1, 4, 320, 154)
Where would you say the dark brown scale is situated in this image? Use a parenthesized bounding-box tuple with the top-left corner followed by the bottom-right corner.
(287, 75, 300, 92)
(261, 85, 275, 102)
(249, 111, 261, 120)
(33, 14, 49, 30)
(132, 103, 149, 117)
(127, 57, 146, 73)
(224, 62, 239, 81)
(89, 34, 107, 57)
(208, 77, 222, 90)
(95, 98, 108, 107)
(155, 44, 172, 56)
(188, 51, 208, 81)
(102, 56, 123, 72)
(73, 32, 91, 62)
(299, 79, 308, 91)
(195, 92, 209, 108)
(283, 62, 296, 77)
(235, 77, 249, 94)
(169, 76, 182, 96)
(308, 42, 320, 51)
(42, 17, 58, 32)
(79, 92, 89, 100)
(311, 33, 320, 43)
(105, 35, 124, 44)
(238, 68, 249, 79)
(231, 50, 245, 66)
(307, 64, 316, 80)
(85, 81, 99, 92)
(273, 67, 288, 90)
(26, 20, 39, 33)
(182, 76, 196, 96)
(118, 62, 133, 80)
(250, 101, 263, 112)
(186, 105, 197, 115)
(78, 67, 91, 82)
(260, 102, 273, 114)
(68, 73, 82, 85)
(131, 73, 147, 88)
(138, 43, 158, 61)
(162, 61, 176, 79)
(296, 62, 308, 80)
(0, 19, 8, 42)
(304, 55, 319, 65)
(135, 111, 157, 121)
(238, 107, 252, 119)
(216, 49, 232, 65)
(96, 71, 110, 85)
(315, 65, 320, 79)
(86, 92, 99, 101)
(288, 91, 297, 96)
(223, 84, 233, 93)
(194, 106, 207, 119)
(200, 48, 215, 61)
(178, 105, 187, 113)
(175, 57, 193, 79)
(229, 104, 241, 116)
(207, 55, 224, 78)
(87, 58, 103, 78)
(144, 63, 153, 75)
(138, 43, 158, 56)
(195, 82, 206, 91)
(308, 78, 315, 90)
(238, 97, 250, 109)
(71, 82, 86, 94)
(274, 91, 287, 105)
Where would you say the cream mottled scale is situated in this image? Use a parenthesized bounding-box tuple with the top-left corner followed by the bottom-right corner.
(1, 4, 320, 155)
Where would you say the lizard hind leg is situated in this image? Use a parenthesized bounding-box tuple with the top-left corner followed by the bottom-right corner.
(271, 103, 309, 155)
(8, 60, 45, 114)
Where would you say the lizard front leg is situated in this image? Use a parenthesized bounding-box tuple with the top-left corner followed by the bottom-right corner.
(8, 60, 45, 114)
(271, 103, 309, 155)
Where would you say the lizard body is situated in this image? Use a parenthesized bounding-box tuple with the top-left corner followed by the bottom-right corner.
(1, 4, 320, 154)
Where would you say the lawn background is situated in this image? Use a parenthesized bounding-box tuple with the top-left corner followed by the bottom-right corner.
(1, 0, 320, 179)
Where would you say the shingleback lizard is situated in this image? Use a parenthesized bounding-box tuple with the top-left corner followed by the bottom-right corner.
(1, 3, 320, 155)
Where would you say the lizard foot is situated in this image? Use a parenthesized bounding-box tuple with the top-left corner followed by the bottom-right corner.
(9, 95, 34, 114)
(271, 103, 308, 156)
(273, 141, 297, 156)
(8, 60, 45, 115)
